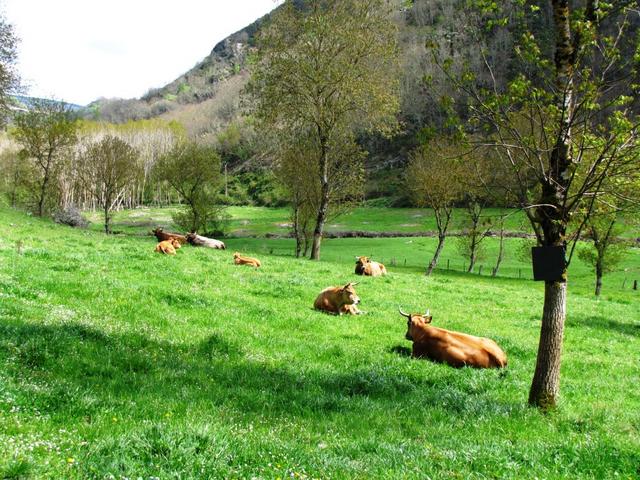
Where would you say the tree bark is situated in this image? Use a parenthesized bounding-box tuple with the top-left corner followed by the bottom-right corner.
(528, 280, 567, 409)
(310, 137, 330, 261)
(595, 261, 603, 297)
(426, 235, 446, 276)
(37, 163, 50, 217)
(104, 205, 111, 234)
(527, 0, 575, 410)
(493, 225, 505, 277)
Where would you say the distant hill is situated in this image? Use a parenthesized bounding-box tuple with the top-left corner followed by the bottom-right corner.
(84, 1, 521, 144)
(11, 95, 83, 112)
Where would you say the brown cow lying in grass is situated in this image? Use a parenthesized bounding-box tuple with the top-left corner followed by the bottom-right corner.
(152, 227, 187, 245)
(355, 256, 387, 276)
(399, 308, 507, 368)
(314, 282, 363, 315)
(186, 233, 226, 250)
(155, 239, 181, 255)
(233, 252, 261, 268)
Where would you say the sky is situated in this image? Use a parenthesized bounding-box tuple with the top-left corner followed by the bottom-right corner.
(2, 0, 281, 106)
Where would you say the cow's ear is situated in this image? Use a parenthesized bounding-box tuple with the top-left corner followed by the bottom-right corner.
(425, 316, 433, 324)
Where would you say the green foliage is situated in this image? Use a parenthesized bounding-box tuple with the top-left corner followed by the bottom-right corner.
(155, 142, 226, 234)
(10, 99, 79, 216)
(248, 0, 400, 258)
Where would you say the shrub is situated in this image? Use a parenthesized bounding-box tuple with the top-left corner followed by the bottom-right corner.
(53, 207, 89, 228)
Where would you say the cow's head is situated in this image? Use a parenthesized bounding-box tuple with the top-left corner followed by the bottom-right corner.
(399, 307, 432, 341)
(355, 256, 370, 265)
(171, 238, 182, 249)
(152, 227, 163, 235)
(233, 252, 241, 259)
(340, 282, 360, 306)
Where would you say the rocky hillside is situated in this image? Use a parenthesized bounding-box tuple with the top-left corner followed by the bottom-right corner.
(85, 1, 521, 136)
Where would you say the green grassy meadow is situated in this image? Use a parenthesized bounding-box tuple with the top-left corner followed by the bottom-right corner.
(1, 206, 639, 479)
(84, 206, 533, 237)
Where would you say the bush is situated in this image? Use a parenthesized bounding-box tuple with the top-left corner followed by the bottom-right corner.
(53, 207, 89, 228)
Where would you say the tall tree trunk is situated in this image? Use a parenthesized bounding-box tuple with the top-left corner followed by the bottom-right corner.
(37, 169, 50, 217)
(493, 224, 505, 277)
(426, 235, 446, 276)
(528, 0, 575, 409)
(104, 201, 111, 234)
(293, 204, 302, 258)
(595, 260, 603, 297)
(528, 280, 567, 409)
(311, 140, 330, 261)
(310, 183, 329, 260)
(467, 235, 478, 273)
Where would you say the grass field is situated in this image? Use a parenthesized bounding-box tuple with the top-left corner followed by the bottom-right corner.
(84, 206, 534, 237)
(1, 206, 639, 479)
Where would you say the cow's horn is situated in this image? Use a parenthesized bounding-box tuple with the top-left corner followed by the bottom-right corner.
(398, 306, 411, 319)
(355, 256, 360, 260)
(425, 309, 430, 317)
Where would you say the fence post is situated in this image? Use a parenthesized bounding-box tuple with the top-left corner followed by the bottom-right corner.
(518, 269, 522, 279)
(634, 280, 638, 291)
(478, 265, 483, 276)
(447, 259, 450, 270)
(404, 258, 407, 267)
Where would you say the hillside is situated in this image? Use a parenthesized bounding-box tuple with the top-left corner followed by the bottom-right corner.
(84, 0, 522, 148)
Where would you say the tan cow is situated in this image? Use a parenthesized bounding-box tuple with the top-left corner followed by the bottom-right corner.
(314, 282, 362, 315)
(399, 308, 507, 368)
(155, 239, 179, 255)
(152, 227, 187, 245)
(233, 252, 261, 268)
(355, 256, 387, 276)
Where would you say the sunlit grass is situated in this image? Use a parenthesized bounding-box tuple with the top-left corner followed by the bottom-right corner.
(1, 206, 639, 478)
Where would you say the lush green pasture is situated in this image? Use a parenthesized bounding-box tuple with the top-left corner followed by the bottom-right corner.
(1, 207, 639, 479)
(85, 206, 532, 237)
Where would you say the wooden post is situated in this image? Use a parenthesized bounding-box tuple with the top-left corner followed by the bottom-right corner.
(478, 265, 483, 276)
(634, 280, 638, 291)
(404, 258, 407, 267)
(447, 259, 450, 270)
(518, 269, 522, 279)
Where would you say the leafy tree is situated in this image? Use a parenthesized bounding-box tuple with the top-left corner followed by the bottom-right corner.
(155, 142, 226, 235)
(11, 100, 78, 216)
(406, 137, 463, 275)
(248, 0, 400, 260)
(77, 136, 140, 234)
(457, 197, 490, 273)
(437, 1, 640, 408)
(0, 12, 20, 126)
(578, 212, 628, 297)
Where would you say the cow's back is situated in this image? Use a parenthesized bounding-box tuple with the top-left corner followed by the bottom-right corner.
(411, 324, 506, 368)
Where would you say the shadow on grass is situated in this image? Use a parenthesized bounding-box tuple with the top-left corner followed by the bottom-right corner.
(567, 315, 640, 337)
(389, 345, 412, 357)
(0, 319, 519, 421)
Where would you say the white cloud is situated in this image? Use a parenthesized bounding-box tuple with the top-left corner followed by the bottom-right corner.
(2, 0, 281, 105)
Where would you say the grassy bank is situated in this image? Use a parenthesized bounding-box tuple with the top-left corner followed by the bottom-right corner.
(1, 206, 639, 478)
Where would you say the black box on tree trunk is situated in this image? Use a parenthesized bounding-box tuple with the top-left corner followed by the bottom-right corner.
(531, 245, 566, 282)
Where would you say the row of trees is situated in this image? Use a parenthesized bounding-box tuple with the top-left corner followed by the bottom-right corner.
(1, 99, 226, 234)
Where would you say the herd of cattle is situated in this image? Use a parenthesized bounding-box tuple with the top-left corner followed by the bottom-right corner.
(152, 228, 507, 369)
